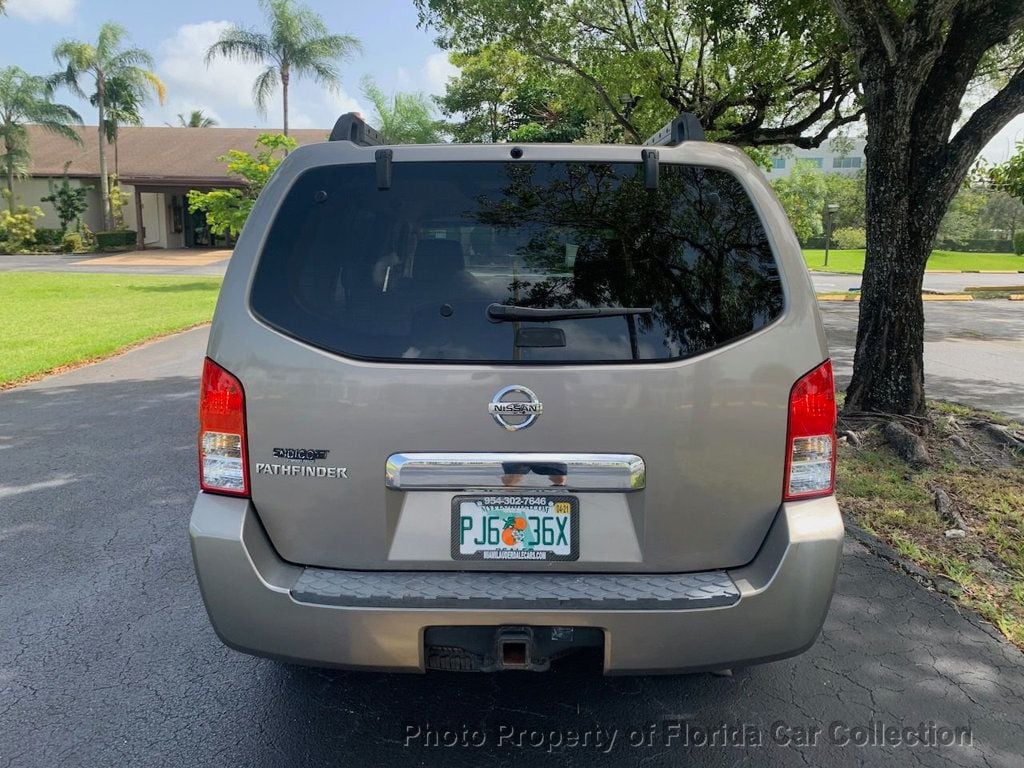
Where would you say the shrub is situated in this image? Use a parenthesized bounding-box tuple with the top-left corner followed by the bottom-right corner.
(60, 231, 86, 253)
(832, 227, 867, 249)
(1015, 231, 1024, 256)
(95, 229, 137, 250)
(0, 206, 45, 251)
(34, 228, 65, 247)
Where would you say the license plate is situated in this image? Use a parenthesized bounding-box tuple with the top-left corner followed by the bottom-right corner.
(451, 495, 579, 561)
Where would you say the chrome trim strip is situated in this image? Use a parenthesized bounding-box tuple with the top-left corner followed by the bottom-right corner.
(385, 453, 645, 491)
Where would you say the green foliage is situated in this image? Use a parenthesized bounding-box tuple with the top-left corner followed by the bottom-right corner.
(95, 229, 137, 250)
(1015, 232, 1024, 256)
(206, 0, 361, 133)
(361, 76, 441, 144)
(771, 161, 828, 243)
(417, 0, 859, 146)
(40, 173, 91, 233)
(33, 228, 64, 248)
(979, 191, 1024, 239)
(832, 227, 866, 249)
(435, 45, 589, 143)
(108, 175, 129, 229)
(771, 160, 865, 243)
(0, 66, 82, 210)
(938, 185, 988, 244)
(60, 231, 86, 253)
(0, 205, 44, 251)
(188, 133, 296, 237)
(178, 110, 217, 128)
(989, 141, 1024, 204)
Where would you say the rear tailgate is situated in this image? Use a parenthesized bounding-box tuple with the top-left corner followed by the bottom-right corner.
(207, 140, 828, 572)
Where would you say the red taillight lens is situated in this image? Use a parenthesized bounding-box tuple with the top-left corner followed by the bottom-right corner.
(784, 360, 836, 501)
(198, 357, 249, 496)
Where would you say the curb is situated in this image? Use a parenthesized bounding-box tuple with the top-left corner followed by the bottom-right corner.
(816, 293, 974, 302)
(842, 518, 1010, 646)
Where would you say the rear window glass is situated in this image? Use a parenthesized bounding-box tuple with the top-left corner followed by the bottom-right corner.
(250, 161, 783, 363)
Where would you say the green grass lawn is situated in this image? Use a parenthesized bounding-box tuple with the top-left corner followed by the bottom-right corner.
(803, 249, 1024, 273)
(0, 272, 222, 386)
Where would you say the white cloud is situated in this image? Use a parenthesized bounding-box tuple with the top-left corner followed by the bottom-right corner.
(424, 52, 459, 95)
(158, 21, 266, 111)
(6, 0, 77, 23)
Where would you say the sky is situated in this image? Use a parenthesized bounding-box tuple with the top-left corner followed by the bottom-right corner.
(0, 0, 1021, 161)
(0, 0, 456, 131)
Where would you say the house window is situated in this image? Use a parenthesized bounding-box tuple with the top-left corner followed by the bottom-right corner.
(806, 157, 824, 169)
(833, 156, 863, 169)
(772, 157, 786, 170)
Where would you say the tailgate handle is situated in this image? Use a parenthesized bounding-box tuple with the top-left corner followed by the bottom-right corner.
(385, 453, 645, 491)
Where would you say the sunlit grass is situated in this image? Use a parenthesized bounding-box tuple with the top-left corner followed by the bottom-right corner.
(0, 272, 221, 386)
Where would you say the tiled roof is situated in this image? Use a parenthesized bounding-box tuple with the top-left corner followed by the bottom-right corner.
(23, 124, 329, 186)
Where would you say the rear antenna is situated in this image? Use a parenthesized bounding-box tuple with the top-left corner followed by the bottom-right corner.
(376, 148, 393, 190)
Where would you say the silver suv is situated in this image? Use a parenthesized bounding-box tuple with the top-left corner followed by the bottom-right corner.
(189, 112, 842, 674)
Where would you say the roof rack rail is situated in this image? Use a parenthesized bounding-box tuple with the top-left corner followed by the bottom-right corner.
(329, 112, 384, 146)
(643, 112, 705, 146)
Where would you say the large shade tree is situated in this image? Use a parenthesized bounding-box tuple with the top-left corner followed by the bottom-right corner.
(206, 0, 361, 136)
(417, 0, 863, 146)
(0, 66, 82, 212)
(828, 0, 1024, 414)
(51, 22, 165, 230)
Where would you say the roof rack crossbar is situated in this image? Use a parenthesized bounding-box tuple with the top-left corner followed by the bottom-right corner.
(643, 112, 705, 146)
(329, 112, 383, 146)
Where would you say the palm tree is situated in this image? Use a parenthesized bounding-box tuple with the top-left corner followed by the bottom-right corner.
(361, 76, 441, 144)
(93, 74, 145, 177)
(51, 22, 165, 230)
(205, 0, 361, 135)
(0, 66, 82, 212)
(178, 110, 217, 128)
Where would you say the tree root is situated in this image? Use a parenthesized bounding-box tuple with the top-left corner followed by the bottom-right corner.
(883, 421, 931, 466)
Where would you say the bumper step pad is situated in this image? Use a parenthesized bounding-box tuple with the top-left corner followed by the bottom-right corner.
(291, 568, 739, 610)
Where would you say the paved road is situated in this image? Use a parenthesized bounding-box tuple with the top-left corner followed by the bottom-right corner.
(822, 301, 1024, 419)
(5, 252, 1024, 289)
(812, 271, 1024, 293)
(0, 252, 228, 276)
(2, 328, 1023, 767)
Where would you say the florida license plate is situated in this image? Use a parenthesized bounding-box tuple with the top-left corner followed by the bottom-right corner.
(451, 495, 579, 561)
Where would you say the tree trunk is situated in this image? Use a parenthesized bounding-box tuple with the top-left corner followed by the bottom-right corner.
(96, 75, 112, 231)
(4, 138, 14, 212)
(281, 65, 289, 137)
(844, 108, 945, 416)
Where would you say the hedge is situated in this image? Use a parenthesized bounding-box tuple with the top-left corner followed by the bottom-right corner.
(95, 230, 137, 250)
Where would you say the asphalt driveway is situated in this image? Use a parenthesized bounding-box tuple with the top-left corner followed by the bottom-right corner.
(1, 327, 1023, 767)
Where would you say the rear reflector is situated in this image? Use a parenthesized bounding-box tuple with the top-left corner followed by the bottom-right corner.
(198, 358, 249, 496)
(784, 360, 836, 501)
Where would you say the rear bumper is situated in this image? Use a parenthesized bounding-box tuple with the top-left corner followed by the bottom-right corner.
(189, 493, 843, 674)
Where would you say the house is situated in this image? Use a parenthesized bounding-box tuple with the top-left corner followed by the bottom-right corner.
(17, 125, 329, 249)
(765, 138, 867, 180)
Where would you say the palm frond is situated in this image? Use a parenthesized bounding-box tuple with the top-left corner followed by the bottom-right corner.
(96, 22, 128, 60)
(206, 28, 275, 66)
(252, 66, 279, 114)
(108, 47, 156, 72)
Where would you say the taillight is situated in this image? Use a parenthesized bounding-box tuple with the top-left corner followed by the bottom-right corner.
(198, 358, 249, 497)
(784, 360, 836, 501)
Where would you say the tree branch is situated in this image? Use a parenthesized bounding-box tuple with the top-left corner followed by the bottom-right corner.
(947, 66, 1024, 182)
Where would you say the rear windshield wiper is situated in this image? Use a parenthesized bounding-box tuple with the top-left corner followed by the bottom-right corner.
(486, 303, 653, 323)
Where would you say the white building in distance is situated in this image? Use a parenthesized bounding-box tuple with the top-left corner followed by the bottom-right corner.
(765, 138, 867, 180)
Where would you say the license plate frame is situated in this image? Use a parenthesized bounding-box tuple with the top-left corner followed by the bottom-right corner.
(451, 494, 580, 562)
